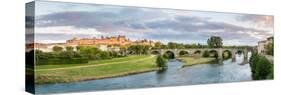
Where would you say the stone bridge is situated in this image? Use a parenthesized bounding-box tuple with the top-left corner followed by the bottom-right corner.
(150, 48, 249, 63)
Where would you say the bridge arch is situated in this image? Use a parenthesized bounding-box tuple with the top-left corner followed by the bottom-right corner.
(222, 49, 232, 59)
(236, 49, 244, 55)
(194, 50, 202, 54)
(149, 48, 249, 64)
(208, 49, 218, 58)
(164, 50, 175, 59)
(235, 49, 248, 58)
(151, 50, 161, 55)
(179, 50, 189, 56)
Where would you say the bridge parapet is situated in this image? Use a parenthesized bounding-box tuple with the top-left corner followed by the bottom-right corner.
(150, 48, 249, 64)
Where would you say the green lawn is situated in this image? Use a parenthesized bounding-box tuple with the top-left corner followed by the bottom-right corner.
(36, 55, 149, 70)
(35, 55, 159, 84)
(177, 57, 216, 67)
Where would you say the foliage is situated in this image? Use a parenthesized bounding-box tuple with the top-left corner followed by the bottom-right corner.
(152, 42, 209, 49)
(154, 42, 162, 49)
(250, 53, 273, 80)
(52, 46, 63, 52)
(99, 51, 111, 59)
(168, 42, 177, 49)
(35, 46, 123, 65)
(266, 42, 273, 55)
(163, 53, 169, 59)
(78, 46, 102, 60)
(66, 46, 74, 52)
(156, 55, 168, 69)
(128, 45, 150, 55)
(164, 51, 175, 59)
(202, 50, 210, 57)
(179, 51, 189, 56)
(207, 36, 223, 48)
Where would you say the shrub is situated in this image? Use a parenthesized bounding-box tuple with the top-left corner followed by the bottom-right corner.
(35, 46, 126, 65)
(254, 56, 272, 80)
(156, 55, 168, 69)
(100, 51, 111, 59)
(250, 53, 273, 80)
(267, 64, 274, 79)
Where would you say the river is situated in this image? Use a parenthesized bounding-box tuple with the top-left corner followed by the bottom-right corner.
(35, 53, 252, 94)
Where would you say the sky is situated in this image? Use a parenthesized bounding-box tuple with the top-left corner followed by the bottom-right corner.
(28, 1, 274, 46)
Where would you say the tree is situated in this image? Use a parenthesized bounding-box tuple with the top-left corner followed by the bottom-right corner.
(161, 44, 168, 49)
(203, 50, 210, 57)
(59, 51, 74, 59)
(207, 36, 223, 48)
(128, 45, 150, 55)
(177, 43, 185, 49)
(119, 46, 127, 55)
(143, 45, 150, 54)
(100, 51, 110, 59)
(267, 64, 274, 79)
(163, 53, 169, 59)
(254, 56, 272, 80)
(168, 42, 177, 49)
(156, 55, 168, 69)
(53, 46, 63, 52)
(154, 42, 162, 49)
(66, 46, 74, 52)
(128, 45, 142, 55)
(179, 51, 188, 56)
(266, 42, 273, 55)
(76, 46, 82, 51)
(79, 46, 101, 60)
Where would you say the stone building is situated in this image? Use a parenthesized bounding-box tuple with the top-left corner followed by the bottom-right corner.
(66, 35, 129, 46)
(257, 37, 273, 54)
(29, 35, 155, 52)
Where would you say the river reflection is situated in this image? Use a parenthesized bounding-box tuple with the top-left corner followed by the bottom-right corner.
(35, 53, 252, 94)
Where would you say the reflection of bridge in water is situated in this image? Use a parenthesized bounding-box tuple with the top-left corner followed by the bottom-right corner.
(150, 48, 250, 64)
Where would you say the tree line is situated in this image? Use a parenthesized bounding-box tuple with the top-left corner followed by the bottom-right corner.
(34, 46, 123, 65)
(249, 52, 273, 80)
(152, 36, 251, 49)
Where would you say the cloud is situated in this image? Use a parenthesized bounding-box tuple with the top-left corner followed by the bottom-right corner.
(36, 8, 166, 30)
(144, 15, 269, 39)
(34, 26, 105, 43)
(34, 4, 273, 46)
(236, 15, 274, 27)
(35, 26, 103, 35)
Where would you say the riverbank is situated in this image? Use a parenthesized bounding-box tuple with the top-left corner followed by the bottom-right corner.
(35, 55, 159, 84)
(177, 57, 216, 67)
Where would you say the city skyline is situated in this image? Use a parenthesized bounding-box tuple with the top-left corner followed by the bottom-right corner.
(28, 1, 274, 46)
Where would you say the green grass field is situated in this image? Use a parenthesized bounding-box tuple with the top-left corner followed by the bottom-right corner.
(36, 55, 149, 70)
(35, 55, 159, 84)
(177, 57, 216, 67)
